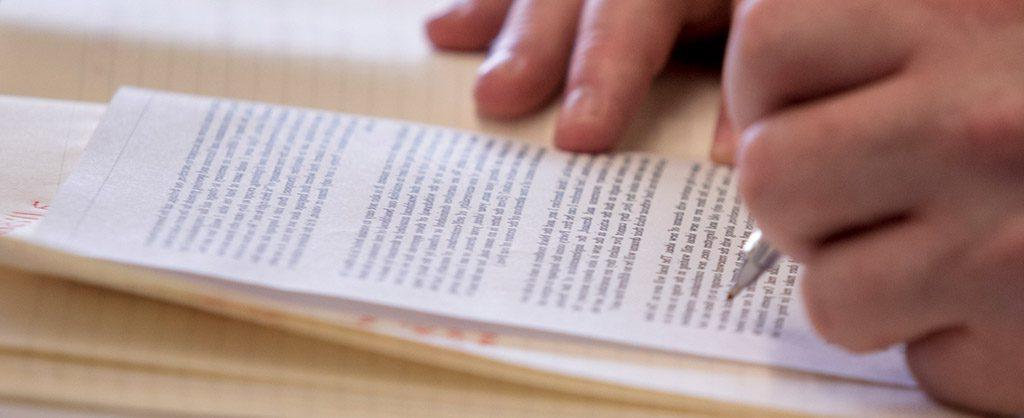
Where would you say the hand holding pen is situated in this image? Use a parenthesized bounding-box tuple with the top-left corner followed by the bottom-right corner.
(428, 0, 1024, 413)
(718, 2, 1024, 414)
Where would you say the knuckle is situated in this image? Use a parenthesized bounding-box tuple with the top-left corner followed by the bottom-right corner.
(802, 263, 891, 352)
(574, 29, 664, 81)
(735, 123, 809, 256)
(801, 268, 846, 344)
(732, 0, 802, 60)
(495, 34, 557, 62)
(972, 218, 1024, 301)
(735, 120, 819, 260)
(908, 331, 1024, 413)
(465, 0, 513, 21)
(574, 28, 615, 65)
(944, 88, 1024, 164)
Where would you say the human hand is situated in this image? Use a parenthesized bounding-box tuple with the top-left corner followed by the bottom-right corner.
(722, 0, 1024, 413)
(425, 0, 734, 153)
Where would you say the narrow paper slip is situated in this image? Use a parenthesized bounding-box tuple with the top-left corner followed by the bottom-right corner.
(30, 87, 913, 386)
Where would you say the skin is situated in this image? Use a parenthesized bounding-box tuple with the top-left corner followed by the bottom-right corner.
(426, 0, 1024, 414)
(425, 0, 734, 153)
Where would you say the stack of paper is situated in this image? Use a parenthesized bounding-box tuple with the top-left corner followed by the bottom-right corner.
(0, 0, 968, 416)
(0, 96, 717, 417)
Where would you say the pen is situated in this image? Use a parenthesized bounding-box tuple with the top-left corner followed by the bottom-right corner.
(726, 229, 781, 300)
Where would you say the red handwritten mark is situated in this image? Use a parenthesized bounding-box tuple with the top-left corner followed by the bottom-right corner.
(411, 325, 436, 336)
(477, 332, 499, 345)
(350, 314, 500, 345)
(355, 314, 378, 328)
(445, 328, 465, 340)
(0, 200, 49, 237)
(9, 212, 42, 220)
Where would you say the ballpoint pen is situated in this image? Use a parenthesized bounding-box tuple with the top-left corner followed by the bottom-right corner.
(726, 228, 780, 300)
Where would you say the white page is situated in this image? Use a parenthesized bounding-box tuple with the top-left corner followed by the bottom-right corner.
(30, 87, 913, 386)
(0, 96, 104, 237)
(0, 95, 944, 417)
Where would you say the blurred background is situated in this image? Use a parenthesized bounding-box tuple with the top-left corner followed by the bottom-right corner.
(0, 0, 720, 159)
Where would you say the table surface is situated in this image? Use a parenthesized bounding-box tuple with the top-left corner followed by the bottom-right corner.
(0, 0, 720, 160)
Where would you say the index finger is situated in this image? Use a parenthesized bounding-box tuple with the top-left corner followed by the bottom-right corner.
(724, 0, 922, 130)
(554, 0, 688, 153)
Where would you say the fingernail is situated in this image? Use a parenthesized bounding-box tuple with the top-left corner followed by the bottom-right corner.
(427, 5, 458, 24)
(478, 50, 526, 80)
(556, 86, 617, 153)
(427, 1, 470, 26)
(710, 104, 736, 163)
(563, 86, 604, 126)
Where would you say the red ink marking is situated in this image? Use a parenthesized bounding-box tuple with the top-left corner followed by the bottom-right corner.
(355, 315, 378, 328)
(411, 325, 435, 336)
(9, 212, 40, 220)
(0, 200, 50, 235)
(444, 328, 465, 341)
(477, 333, 498, 345)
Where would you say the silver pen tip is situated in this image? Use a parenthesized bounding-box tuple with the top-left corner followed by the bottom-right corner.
(726, 288, 739, 301)
(726, 230, 780, 300)
(726, 256, 767, 300)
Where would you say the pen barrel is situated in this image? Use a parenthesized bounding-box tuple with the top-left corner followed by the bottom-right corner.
(747, 239, 781, 271)
(742, 229, 781, 270)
